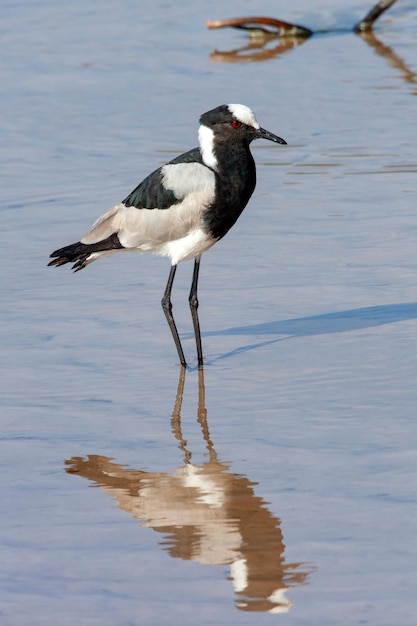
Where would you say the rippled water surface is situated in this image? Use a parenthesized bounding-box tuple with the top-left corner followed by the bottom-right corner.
(2, 0, 417, 624)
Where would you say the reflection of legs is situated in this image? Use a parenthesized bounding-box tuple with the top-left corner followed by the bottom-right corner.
(189, 256, 203, 367)
(161, 264, 187, 367)
(171, 366, 191, 463)
(197, 366, 217, 461)
(170, 363, 216, 463)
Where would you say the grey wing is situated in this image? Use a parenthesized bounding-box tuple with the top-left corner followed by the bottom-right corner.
(123, 147, 204, 209)
(123, 165, 177, 209)
(81, 159, 217, 250)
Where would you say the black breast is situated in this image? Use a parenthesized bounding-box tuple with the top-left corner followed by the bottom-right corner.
(203, 145, 257, 241)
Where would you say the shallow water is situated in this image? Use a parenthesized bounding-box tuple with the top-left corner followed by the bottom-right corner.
(1, 0, 417, 624)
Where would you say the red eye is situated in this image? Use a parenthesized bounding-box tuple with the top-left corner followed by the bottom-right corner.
(231, 120, 242, 129)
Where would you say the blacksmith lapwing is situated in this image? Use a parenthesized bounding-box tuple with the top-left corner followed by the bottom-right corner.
(48, 104, 286, 367)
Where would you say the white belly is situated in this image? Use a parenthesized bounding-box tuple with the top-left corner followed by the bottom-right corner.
(152, 228, 217, 265)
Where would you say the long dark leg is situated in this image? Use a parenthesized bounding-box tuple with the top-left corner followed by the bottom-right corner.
(161, 265, 186, 367)
(189, 256, 203, 367)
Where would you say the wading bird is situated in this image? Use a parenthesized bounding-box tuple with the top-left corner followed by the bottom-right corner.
(48, 104, 286, 367)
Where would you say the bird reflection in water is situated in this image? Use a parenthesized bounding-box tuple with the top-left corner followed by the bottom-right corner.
(65, 367, 313, 613)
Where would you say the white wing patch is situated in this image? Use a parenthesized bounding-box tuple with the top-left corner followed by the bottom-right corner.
(161, 162, 215, 199)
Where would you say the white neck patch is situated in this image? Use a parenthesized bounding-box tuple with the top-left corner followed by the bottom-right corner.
(198, 124, 218, 171)
(228, 103, 259, 130)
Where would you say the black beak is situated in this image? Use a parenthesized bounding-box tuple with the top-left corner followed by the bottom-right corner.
(258, 127, 287, 145)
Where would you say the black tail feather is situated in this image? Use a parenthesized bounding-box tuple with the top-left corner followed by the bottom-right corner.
(48, 233, 124, 271)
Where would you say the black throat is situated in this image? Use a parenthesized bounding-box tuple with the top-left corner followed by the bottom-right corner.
(203, 141, 257, 241)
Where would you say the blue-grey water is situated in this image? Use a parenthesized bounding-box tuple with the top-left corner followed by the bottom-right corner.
(1, 0, 417, 624)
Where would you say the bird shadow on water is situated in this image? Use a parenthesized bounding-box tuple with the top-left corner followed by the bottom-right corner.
(199, 302, 417, 364)
(65, 367, 313, 613)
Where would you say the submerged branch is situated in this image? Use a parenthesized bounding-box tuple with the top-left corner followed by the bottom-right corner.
(207, 0, 398, 39)
(207, 16, 312, 39)
(354, 0, 397, 33)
